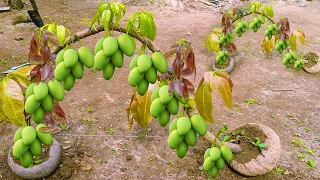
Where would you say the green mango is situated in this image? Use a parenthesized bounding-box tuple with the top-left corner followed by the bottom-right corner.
(32, 106, 45, 124)
(151, 52, 168, 73)
(64, 49, 78, 68)
(150, 98, 166, 118)
(102, 62, 115, 80)
(48, 79, 65, 101)
(117, 34, 135, 57)
(174, 91, 189, 104)
(137, 54, 152, 73)
(210, 147, 221, 162)
(78, 46, 94, 68)
(184, 129, 196, 146)
(169, 118, 178, 134)
(145, 66, 157, 84)
(167, 97, 179, 115)
(151, 86, 160, 102)
(30, 138, 42, 156)
(167, 129, 184, 149)
(176, 141, 188, 158)
(176, 117, 191, 136)
(220, 145, 233, 162)
(63, 73, 75, 91)
(111, 49, 124, 68)
(190, 114, 207, 136)
(204, 148, 211, 160)
(71, 61, 84, 79)
(13, 139, 28, 159)
(209, 166, 219, 178)
(136, 78, 149, 96)
(103, 37, 118, 56)
(54, 62, 71, 81)
(20, 151, 33, 168)
(128, 67, 144, 87)
(14, 128, 24, 143)
(157, 109, 170, 127)
(94, 38, 105, 55)
(94, 50, 110, 70)
(33, 82, 48, 101)
(41, 94, 54, 112)
(129, 56, 138, 71)
(55, 49, 65, 65)
(24, 95, 41, 114)
(203, 157, 215, 172)
(26, 83, 35, 98)
(158, 85, 173, 104)
(22, 126, 37, 145)
(36, 124, 53, 145)
(216, 157, 225, 169)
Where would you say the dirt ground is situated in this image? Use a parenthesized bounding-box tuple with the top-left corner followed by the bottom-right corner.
(0, 0, 320, 179)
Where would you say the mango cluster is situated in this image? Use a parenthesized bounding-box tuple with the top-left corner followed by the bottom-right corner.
(249, 16, 265, 32)
(219, 33, 234, 47)
(282, 52, 301, 69)
(215, 50, 230, 65)
(25, 80, 64, 124)
(203, 145, 233, 178)
(128, 52, 168, 96)
(264, 24, 278, 40)
(235, 21, 248, 37)
(275, 39, 290, 54)
(55, 46, 94, 91)
(167, 114, 207, 158)
(94, 34, 136, 81)
(12, 124, 53, 168)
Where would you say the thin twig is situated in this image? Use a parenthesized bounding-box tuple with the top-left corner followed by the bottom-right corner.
(232, 11, 275, 24)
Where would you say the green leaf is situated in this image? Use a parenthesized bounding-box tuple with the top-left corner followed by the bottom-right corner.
(102, 10, 111, 37)
(259, 143, 267, 148)
(195, 81, 214, 123)
(47, 23, 56, 33)
(9, 65, 35, 88)
(0, 78, 25, 126)
(56, 25, 66, 44)
(290, 30, 305, 51)
(222, 135, 230, 142)
(307, 160, 316, 168)
(205, 32, 220, 52)
(139, 11, 156, 40)
(0, 98, 7, 122)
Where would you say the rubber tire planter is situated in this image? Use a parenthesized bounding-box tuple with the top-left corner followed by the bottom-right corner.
(227, 123, 281, 176)
(212, 58, 235, 74)
(8, 138, 61, 179)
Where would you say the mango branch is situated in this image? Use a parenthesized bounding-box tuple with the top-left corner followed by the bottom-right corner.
(232, 11, 275, 24)
(53, 24, 161, 54)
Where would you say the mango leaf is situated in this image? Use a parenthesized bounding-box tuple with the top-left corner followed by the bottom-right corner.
(205, 31, 220, 52)
(262, 36, 275, 53)
(102, 10, 111, 37)
(290, 30, 305, 51)
(213, 74, 232, 109)
(265, 6, 274, 18)
(9, 65, 35, 88)
(47, 23, 56, 34)
(56, 25, 66, 44)
(136, 91, 153, 129)
(0, 78, 25, 126)
(139, 11, 156, 40)
(0, 98, 7, 121)
(195, 81, 214, 123)
(213, 71, 233, 90)
(126, 93, 136, 129)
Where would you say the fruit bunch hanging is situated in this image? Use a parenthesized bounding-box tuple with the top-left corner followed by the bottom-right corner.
(203, 145, 233, 178)
(219, 33, 234, 47)
(215, 50, 230, 65)
(264, 24, 278, 40)
(235, 21, 249, 37)
(249, 16, 265, 32)
(167, 114, 207, 158)
(12, 124, 53, 168)
(275, 39, 290, 54)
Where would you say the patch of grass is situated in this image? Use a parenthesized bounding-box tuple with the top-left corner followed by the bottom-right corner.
(307, 160, 316, 168)
(271, 115, 276, 119)
(275, 167, 284, 174)
(245, 98, 256, 104)
(304, 127, 311, 132)
(291, 138, 307, 148)
(241, 151, 247, 155)
(293, 132, 301, 137)
(297, 154, 305, 159)
(306, 150, 314, 155)
(87, 107, 93, 113)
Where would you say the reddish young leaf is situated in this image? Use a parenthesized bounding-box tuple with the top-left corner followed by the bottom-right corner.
(182, 84, 189, 99)
(182, 78, 194, 93)
(30, 64, 41, 77)
(53, 101, 66, 119)
(172, 77, 182, 95)
(227, 43, 237, 53)
(280, 18, 290, 35)
(28, 31, 41, 61)
(35, 71, 41, 83)
(45, 31, 60, 47)
(169, 81, 175, 94)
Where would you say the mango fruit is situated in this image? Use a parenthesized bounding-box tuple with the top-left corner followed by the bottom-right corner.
(30, 138, 42, 156)
(158, 109, 170, 127)
(128, 67, 144, 87)
(71, 61, 84, 79)
(169, 118, 178, 134)
(94, 50, 110, 70)
(209, 166, 219, 178)
(64, 49, 78, 68)
(13, 139, 28, 159)
(103, 37, 118, 56)
(26, 83, 35, 98)
(150, 98, 166, 118)
(118, 34, 135, 56)
(25, 95, 41, 114)
(22, 126, 37, 145)
(177, 117, 191, 136)
(63, 73, 75, 91)
(48, 80, 65, 101)
(174, 91, 189, 104)
(136, 78, 149, 96)
(32, 106, 45, 124)
(167, 97, 178, 115)
(145, 66, 157, 84)
(204, 148, 211, 160)
(33, 82, 48, 101)
(42, 94, 54, 112)
(203, 157, 215, 172)
(36, 124, 53, 145)
(54, 62, 71, 81)
(151, 86, 160, 101)
(14, 128, 23, 143)
(184, 129, 196, 146)
(78, 46, 94, 68)
(94, 38, 105, 55)
(111, 49, 124, 68)
(216, 157, 225, 169)
(220, 145, 233, 162)
(176, 141, 188, 158)
(191, 114, 207, 136)
(129, 56, 138, 71)
(151, 52, 168, 73)
(102, 62, 115, 80)
(210, 147, 221, 162)
(137, 54, 152, 73)
(55, 49, 65, 65)
(159, 85, 173, 104)
(20, 151, 33, 168)
(168, 129, 184, 149)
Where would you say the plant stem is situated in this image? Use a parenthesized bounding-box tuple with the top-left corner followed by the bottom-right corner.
(232, 11, 275, 24)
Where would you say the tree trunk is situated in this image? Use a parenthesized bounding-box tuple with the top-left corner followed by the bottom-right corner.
(9, 0, 23, 10)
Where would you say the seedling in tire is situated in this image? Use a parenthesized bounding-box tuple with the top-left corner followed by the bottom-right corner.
(251, 137, 267, 151)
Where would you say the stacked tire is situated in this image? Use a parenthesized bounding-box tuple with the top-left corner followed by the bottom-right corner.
(167, 114, 207, 158)
(12, 124, 53, 168)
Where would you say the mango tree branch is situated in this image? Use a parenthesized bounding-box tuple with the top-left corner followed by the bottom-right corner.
(53, 24, 161, 54)
(232, 11, 275, 24)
